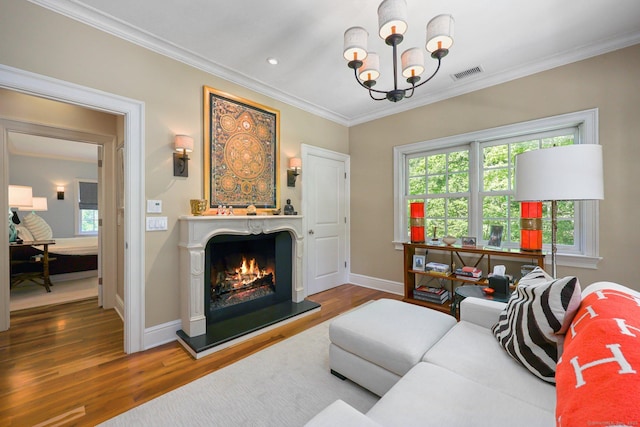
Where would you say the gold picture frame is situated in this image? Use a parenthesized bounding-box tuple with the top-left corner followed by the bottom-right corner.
(203, 86, 280, 212)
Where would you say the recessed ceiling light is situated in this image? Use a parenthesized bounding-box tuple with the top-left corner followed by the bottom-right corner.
(267, 57, 279, 65)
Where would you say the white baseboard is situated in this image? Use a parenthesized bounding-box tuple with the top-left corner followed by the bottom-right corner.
(348, 273, 404, 296)
(114, 293, 125, 321)
(144, 319, 182, 350)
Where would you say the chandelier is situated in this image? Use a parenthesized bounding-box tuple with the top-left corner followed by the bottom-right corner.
(343, 0, 454, 102)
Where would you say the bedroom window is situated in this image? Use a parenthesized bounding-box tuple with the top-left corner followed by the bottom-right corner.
(393, 109, 601, 269)
(77, 180, 98, 235)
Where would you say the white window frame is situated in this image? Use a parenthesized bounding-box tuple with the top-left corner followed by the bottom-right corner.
(75, 178, 99, 236)
(393, 108, 601, 269)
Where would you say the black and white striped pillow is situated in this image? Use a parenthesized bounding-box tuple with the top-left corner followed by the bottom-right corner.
(491, 267, 581, 383)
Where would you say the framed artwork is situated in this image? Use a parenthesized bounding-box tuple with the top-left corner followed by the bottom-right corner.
(412, 254, 426, 271)
(203, 86, 280, 211)
(487, 225, 504, 248)
(461, 236, 476, 247)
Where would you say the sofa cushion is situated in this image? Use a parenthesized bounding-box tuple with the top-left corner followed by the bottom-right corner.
(366, 362, 554, 427)
(304, 400, 383, 427)
(555, 286, 640, 426)
(492, 268, 581, 383)
(424, 321, 556, 412)
(329, 299, 456, 378)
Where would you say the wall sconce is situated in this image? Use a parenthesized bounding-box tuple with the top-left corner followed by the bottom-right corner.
(57, 185, 65, 200)
(173, 135, 194, 177)
(287, 157, 302, 187)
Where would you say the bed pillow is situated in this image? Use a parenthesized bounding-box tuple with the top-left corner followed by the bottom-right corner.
(492, 268, 582, 383)
(15, 224, 35, 241)
(22, 213, 53, 241)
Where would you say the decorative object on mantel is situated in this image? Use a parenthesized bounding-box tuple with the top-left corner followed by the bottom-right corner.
(515, 144, 604, 278)
(189, 199, 207, 216)
(203, 86, 280, 213)
(343, 0, 454, 102)
(246, 204, 257, 215)
(283, 199, 296, 215)
(271, 208, 281, 215)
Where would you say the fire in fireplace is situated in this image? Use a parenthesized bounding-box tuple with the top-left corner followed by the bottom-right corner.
(205, 232, 293, 324)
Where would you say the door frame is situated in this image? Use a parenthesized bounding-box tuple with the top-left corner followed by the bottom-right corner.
(300, 144, 350, 297)
(0, 64, 145, 354)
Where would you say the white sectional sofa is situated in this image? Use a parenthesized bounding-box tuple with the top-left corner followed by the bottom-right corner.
(306, 280, 640, 427)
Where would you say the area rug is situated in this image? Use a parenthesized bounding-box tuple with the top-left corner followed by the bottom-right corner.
(99, 320, 378, 426)
(10, 276, 98, 312)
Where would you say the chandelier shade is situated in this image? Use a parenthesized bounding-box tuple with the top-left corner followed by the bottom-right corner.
(426, 14, 455, 53)
(358, 52, 380, 82)
(343, 27, 369, 62)
(378, 0, 408, 39)
(343, 0, 454, 102)
(401, 47, 425, 78)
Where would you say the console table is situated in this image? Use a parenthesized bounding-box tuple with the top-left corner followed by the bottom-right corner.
(403, 242, 545, 314)
(9, 240, 56, 292)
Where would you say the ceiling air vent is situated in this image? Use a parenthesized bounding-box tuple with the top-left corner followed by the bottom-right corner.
(451, 65, 484, 81)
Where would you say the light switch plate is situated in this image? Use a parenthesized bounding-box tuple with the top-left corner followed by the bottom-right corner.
(147, 200, 162, 213)
(146, 216, 168, 231)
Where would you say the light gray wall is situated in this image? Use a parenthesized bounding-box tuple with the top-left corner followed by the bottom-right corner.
(9, 154, 97, 238)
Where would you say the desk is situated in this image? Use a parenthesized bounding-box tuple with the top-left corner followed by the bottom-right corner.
(9, 240, 56, 292)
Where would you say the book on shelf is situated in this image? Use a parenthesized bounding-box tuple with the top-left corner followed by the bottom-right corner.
(455, 275, 482, 282)
(425, 262, 450, 273)
(454, 266, 482, 278)
(413, 286, 450, 303)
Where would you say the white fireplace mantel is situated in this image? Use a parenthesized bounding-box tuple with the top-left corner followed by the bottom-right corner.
(178, 215, 304, 337)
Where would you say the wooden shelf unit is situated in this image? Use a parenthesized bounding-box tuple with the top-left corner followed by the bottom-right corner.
(403, 243, 545, 313)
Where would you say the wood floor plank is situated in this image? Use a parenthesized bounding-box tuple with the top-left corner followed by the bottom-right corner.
(0, 284, 402, 426)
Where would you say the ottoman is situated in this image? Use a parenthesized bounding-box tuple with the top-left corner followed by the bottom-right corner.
(329, 298, 457, 396)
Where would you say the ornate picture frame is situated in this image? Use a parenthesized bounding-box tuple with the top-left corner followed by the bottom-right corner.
(203, 86, 280, 212)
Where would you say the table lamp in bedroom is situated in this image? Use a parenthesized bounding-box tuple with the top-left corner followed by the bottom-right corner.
(19, 196, 48, 221)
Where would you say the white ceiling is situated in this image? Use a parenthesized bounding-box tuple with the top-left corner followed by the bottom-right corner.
(29, 0, 640, 126)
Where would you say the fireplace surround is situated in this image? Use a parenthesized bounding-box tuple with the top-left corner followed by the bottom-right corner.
(177, 215, 318, 358)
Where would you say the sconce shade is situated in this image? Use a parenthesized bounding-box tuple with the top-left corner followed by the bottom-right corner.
(8, 185, 33, 207)
(19, 196, 48, 212)
(288, 157, 302, 169)
(378, 0, 408, 39)
(174, 135, 194, 153)
(515, 144, 604, 202)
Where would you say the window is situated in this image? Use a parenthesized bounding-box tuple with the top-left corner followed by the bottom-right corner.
(393, 109, 600, 269)
(77, 180, 98, 235)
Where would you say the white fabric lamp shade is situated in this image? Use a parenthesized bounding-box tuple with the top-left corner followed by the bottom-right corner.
(401, 47, 424, 78)
(19, 196, 48, 212)
(288, 157, 302, 169)
(343, 27, 369, 61)
(8, 185, 33, 208)
(515, 144, 604, 202)
(174, 135, 194, 153)
(378, 0, 408, 39)
(358, 52, 380, 82)
(426, 14, 454, 53)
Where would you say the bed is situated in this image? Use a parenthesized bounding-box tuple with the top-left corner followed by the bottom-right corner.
(10, 236, 98, 277)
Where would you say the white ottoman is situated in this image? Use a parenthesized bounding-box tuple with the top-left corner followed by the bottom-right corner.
(329, 299, 457, 396)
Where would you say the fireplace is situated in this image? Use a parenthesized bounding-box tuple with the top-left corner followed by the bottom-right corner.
(177, 215, 319, 358)
(206, 232, 291, 324)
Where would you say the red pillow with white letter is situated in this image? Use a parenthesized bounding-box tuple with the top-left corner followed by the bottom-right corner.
(555, 288, 640, 426)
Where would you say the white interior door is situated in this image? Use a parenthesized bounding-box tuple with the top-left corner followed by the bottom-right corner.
(302, 145, 349, 296)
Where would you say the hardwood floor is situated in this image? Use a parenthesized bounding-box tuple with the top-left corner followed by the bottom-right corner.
(0, 284, 402, 426)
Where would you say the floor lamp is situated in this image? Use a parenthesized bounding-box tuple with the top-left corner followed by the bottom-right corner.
(514, 144, 604, 278)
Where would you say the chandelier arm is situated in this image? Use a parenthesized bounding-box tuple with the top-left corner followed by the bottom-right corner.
(410, 56, 443, 90)
(368, 90, 388, 101)
(352, 67, 396, 96)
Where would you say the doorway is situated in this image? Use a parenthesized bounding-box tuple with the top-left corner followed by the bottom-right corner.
(0, 64, 145, 353)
